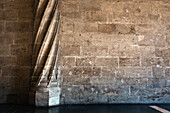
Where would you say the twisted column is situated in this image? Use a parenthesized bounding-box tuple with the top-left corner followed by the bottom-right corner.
(29, 0, 61, 107)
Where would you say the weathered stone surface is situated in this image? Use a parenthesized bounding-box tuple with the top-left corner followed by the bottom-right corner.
(0, 44, 10, 55)
(108, 45, 126, 56)
(120, 58, 140, 66)
(60, 34, 83, 45)
(5, 22, 32, 32)
(61, 45, 80, 56)
(79, 0, 102, 11)
(0, 0, 170, 105)
(96, 57, 118, 67)
(155, 47, 170, 57)
(84, 12, 107, 22)
(124, 67, 152, 77)
(61, 22, 74, 34)
(0, 10, 18, 21)
(13, 32, 32, 44)
(61, 67, 102, 77)
(139, 46, 155, 58)
(18, 9, 33, 22)
(82, 46, 108, 56)
(76, 57, 95, 66)
(61, 12, 81, 20)
(17, 55, 32, 66)
(63, 57, 76, 67)
(91, 77, 110, 85)
(98, 24, 116, 34)
(141, 58, 165, 67)
(0, 22, 5, 33)
(63, 76, 90, 85)
(101, 67, 123, 76)
(0, 56, 17, 67)
(165, 68, 170, 77)
(153, 67, 164, 77)
(59, 0, 79, 12)
(125, 46, 140, 58)
(0, 0, 33, 104)
(135, 24, 156, 35)
(164, 58, 170, 66)
(116, 24, 135, 34)
(84, 23, 98, 32)
(10, 45, 27, 55)
(138, 35, 166, 47)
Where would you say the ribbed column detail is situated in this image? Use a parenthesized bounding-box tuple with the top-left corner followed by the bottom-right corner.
(29, 0, 61, 107)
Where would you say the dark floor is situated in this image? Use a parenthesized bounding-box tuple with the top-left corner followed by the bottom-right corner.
(0, 104, 169, 113)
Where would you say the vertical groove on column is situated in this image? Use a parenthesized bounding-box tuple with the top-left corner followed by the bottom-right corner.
(29, 0, 61, 107)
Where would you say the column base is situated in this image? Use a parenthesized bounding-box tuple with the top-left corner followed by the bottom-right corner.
(29, 87, 61, 107)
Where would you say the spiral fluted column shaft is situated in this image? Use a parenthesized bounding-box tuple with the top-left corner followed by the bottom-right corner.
(29, 0, 61, 107)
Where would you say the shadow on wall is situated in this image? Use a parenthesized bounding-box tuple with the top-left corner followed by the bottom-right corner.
(0, 0, 33, 104)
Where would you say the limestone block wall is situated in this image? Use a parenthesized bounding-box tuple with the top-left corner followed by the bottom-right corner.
(0, 0, 169, 104)
(0, 0, 33, 104)
(58, 0, 170, 104)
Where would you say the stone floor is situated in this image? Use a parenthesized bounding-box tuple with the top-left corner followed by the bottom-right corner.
(0, 104, 169, 113)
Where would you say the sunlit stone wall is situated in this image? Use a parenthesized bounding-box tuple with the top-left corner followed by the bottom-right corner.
(58, 0, 170, 104)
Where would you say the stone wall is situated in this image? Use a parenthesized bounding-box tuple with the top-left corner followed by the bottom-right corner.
(0, 0, 169, 104)
(0, 0, 33, 104)
(58, 0, 170, 104)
